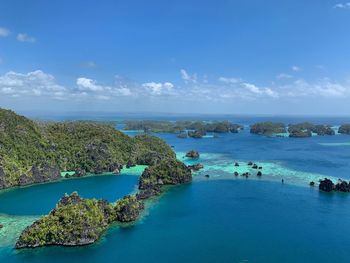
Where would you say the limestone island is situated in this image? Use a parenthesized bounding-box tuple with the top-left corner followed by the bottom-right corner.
(0, 108, 175, 190)
(124, 120, 243, 139)
(250, 122, 286, 136)
(250, 121, 336, 137)
(15, 192, 145, 248)
(288, 123, 335, 137)
(16, 157, 192, 249)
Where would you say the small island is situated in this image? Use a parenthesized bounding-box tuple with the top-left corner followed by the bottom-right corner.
(319, 178, 350, 193)
(16, 192, 116, 248)
(250, 122, 286, 136)
(288, 123, 335, 138)
(124, 120, 243, 139)
(250, 121, 336, 137)
(15, 192, 146, 248)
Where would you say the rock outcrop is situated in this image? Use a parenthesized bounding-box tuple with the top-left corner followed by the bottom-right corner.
(319, 178, 334, 192)
(185, 150, 200, 159)
(188, 163, 204, 172)
(114, 195, 144, 222)
(319, 178, 350, 193)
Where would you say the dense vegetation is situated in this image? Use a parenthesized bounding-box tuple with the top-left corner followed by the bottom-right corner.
(250, 122, 286, 135)
(16, 157, 192, 249)
(338, 124, 350, 134)
(137, 158, 192, 199)
(115, 195, 144, 222)
(0, 108, 174, 189)
(250, 121, 336, 137)
(124, 120, 243, 137)
(16, 192, 115, 248)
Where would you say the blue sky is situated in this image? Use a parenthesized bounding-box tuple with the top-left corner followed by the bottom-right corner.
(1, 0, 350, 115)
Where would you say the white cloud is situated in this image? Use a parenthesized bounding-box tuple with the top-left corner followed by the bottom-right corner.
(292, 66, 301, 72)
(242, 83, 279, 98)
(76, 77, 104, 92)
(334, 2, 350, 9)
(17, 33, 36, 43)
(142, 82, 174, 95)
(280, 78, 349, 98)
(276, 73, 293, 79)
(1, 70, 349, 109)
(180, 69, 197, 83)
(0, 70, 67, 99)
(218, 77, 242, 84)
(0, 27, 10, 37)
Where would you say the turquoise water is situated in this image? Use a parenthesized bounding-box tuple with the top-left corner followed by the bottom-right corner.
(2, 117, 350, 262)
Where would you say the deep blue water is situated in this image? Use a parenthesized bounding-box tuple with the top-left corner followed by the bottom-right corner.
(0, 174, 138, 216)
(1, 115, 350, 262)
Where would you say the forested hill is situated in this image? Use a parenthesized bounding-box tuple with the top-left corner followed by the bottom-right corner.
(0, 108, 175, 189)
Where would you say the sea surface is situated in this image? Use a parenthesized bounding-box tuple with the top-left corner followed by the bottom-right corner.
(1, 115, 350, 262)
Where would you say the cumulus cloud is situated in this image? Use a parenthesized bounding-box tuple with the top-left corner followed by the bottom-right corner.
(242, 83, 279, 98)
(0, 70, 67, 99)
(334, 2, 350, 9)
(1, 70, 349, 109)
(76, 78, 104, 92)
(180, 69, 197, 83)
(142, 82, 174, 95)
(0, 27, 10, 37)
(17, 33, 36, 43)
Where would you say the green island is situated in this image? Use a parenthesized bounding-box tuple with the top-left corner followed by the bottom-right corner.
(0, 108, 174, 190)
(250, 122, 286, 136)
(15, 157, 192, 248)
(250, 122, 337, 137)
(124, 120, 243, 138)
(0, 109, 193, 248)
(288, 122, 335, 137)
